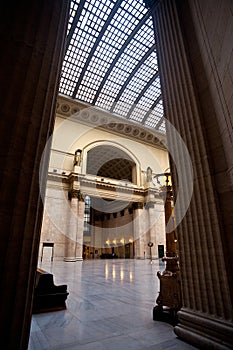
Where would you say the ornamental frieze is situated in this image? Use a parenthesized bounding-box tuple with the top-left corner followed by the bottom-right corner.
(57, 95, 167, 150)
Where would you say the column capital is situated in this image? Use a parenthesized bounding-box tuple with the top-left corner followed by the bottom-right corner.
(68, 189, 84, 201)
(145, 201, 155, 209)
(133, 202, 144, 210)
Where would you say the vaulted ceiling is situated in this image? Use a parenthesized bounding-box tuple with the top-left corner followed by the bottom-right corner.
(59, 0, 165, 133)
(86, 145, 135, 182)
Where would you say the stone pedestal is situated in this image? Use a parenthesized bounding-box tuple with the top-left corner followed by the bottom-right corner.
(153, 269, 181, 326)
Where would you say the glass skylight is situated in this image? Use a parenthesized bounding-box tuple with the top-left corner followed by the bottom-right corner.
(59, 0, 165, 133)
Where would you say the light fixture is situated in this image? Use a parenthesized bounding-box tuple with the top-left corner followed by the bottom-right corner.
(152, 172, 171, 188)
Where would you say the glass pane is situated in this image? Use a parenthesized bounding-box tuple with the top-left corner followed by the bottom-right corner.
(59, 0, 165, 133)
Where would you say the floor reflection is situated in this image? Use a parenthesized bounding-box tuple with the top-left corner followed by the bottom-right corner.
(29, 259, 197, 350)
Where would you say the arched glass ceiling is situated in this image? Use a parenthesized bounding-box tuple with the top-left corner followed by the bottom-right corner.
(59, 0, 165, 133)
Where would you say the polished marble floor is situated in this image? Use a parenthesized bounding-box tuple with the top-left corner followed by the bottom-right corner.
(29, 258, 198, 350)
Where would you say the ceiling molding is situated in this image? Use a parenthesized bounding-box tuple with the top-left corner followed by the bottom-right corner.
(56, 94, 167, 150)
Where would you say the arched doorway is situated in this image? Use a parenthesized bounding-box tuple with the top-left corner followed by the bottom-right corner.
(84, 144, 137, 259)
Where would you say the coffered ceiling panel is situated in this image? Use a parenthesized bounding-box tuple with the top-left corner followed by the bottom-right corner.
(86, 145, 135, 182)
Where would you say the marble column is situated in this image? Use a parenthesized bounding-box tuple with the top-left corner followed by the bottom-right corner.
(64, 191, 84, 261)
(93, 219, 102, 257)
(0, 2, 69, 349)
(146, 0, 233, 348)
(133, 203, 145, 259)
(145, 202, 155, 258)
(148, 204, 160, 259)
(150, 202, 166, 258)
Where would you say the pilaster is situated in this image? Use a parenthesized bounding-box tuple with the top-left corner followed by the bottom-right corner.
(148, 0, 233, 347)
(0, 1, 69, 349)
(133, 202, 146, 259)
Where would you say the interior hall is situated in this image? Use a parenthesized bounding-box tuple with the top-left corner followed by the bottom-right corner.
(0, 1, 232, 349)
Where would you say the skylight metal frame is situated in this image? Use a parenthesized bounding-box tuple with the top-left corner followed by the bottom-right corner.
(59, 0, 165, 133)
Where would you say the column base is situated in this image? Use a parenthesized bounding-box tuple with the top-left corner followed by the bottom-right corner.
(63, 257, 83, 262)
(174, 309, 233, 350)
(153, 305, 179, 326)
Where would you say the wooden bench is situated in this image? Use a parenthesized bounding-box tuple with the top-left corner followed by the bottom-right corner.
(32, 268, 69, 313)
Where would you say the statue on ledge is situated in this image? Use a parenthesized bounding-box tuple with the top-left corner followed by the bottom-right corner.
(74, 149, 82, 166)
(146, 166, 153, 182)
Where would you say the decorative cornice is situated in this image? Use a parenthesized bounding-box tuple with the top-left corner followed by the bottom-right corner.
(48, 172, 164, 205)
(56, 94, 167, 150)
(47, 173, 69, 183)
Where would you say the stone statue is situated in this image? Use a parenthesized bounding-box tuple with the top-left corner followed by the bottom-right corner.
(74, 149, 82, 166)
(146, 166, 153, 182)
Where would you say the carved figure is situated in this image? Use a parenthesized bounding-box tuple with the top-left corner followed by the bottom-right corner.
(74, 149, 82, 166)
(146, 166, 153, 182)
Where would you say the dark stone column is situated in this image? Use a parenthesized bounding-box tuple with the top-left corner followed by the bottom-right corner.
(146, 0, 233, 348)
(0, 1, 69, 349)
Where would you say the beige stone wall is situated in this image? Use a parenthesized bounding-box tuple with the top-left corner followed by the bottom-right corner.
(149, 204, 167, 258)
(49, 114, 169, 185)
(39, 186, 69, 260)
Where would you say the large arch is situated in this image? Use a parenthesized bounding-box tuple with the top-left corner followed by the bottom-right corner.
(82, 140, 142, 186)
